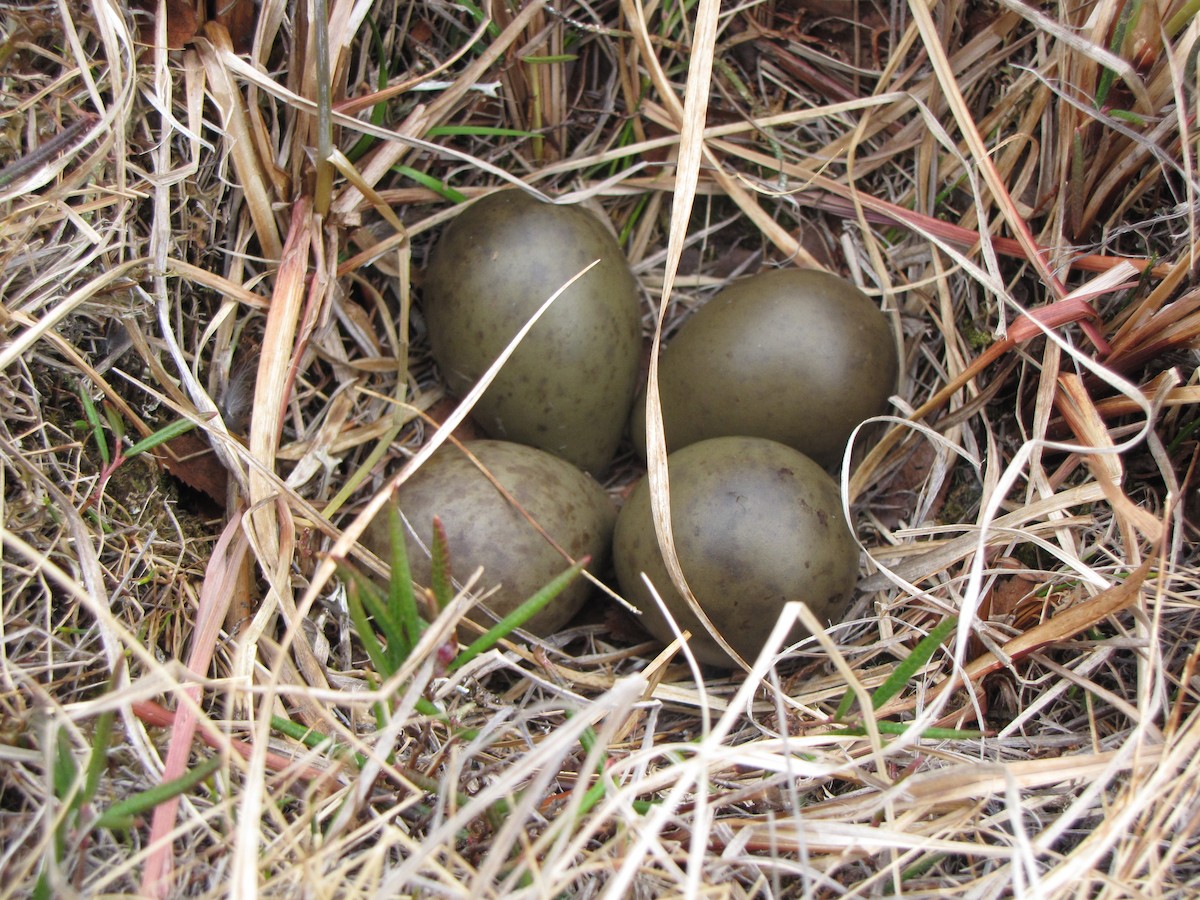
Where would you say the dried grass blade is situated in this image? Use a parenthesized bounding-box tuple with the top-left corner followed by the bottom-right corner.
(869, 744, 1161, 808)
(810, 189, 1170, 278)
(1107, 245, 1200, 350)
(140, 516, 249, 896)
(636, 0, 752, 677)
(0, 259, 145, 371)
(164, 260, 269, 309)
(906, 0, 1078, 311)
(0, 112, 99, 190)
(195, 25, 282, 259)
(717, 817, 1013, 856)
(1055, 373, 1164, 544)
(246, 200, 310, 550)
(235, 199, 332, 731)
(880, 558, 1153, 717)
(331, 0, 547, 216)
(997, 0, 1153, 113)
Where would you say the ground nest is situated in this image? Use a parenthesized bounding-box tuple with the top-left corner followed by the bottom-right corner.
(2, 0, 1200, 896)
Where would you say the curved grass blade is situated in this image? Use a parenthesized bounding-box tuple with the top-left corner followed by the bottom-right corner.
(835, 617, 958, 721)
(391, 165, 467, 203)
(93, 755, 224, 830)
(447, 557, 589, 672)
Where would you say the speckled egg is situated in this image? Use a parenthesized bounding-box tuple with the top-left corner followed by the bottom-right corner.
(362, 440, 616, 635)
(423, 190, 642, 474)
(613, 436, 859, 667)
(632, 268, 897, 468)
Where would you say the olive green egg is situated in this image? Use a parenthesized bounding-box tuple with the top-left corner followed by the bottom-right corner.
(612, 436, 859, 668)
(631, 268, 898, 468)
(423, 190, 642, 475)
(361, 440, 616, 636)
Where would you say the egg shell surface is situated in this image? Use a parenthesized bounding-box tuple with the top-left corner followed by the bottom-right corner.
(613, 436, 859, 667)
(423, 190, 642, 474)
(362, 440, 616, 636)
(632, 268, 897, 468)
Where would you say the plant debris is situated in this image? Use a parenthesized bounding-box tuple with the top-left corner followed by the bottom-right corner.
(1, 0, 1198, 895)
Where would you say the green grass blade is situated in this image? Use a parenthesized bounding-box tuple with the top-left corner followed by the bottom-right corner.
(832, 681, 857, 722)
(356, 575, 403, 640)
(447, 557, 588, 672)
(829, 721, 983, 740)
(835, 616, 958, 721)
(103, 403, 125, 443)
(425, 125, 538, 138)
(886, 853, 949, 893)
(341, 562, 406, 652)
(1166, 0, 1199, 36)
(1109, 109, 1146, 125)
(344, 574, 393, 678)
(385, 505, 422, 658)
(520, 54, 579, 64)
(617, 192, 650, 245)
(391, 165, 468, 203)
(77, 384, 109, 465)
(124, 417, 197, 458)
(567, 720, 608, 820)
(93, 755, 223, 830)
(1096, 0, 1138, 108)
(82, 708, 115, 809)
(368, 669, 391, 731)
(457, 0, 500, 39)
(869, 617, 958, 710)
(271, 715, 364, 767)
(428, 516, 453, 610)
(52, 728, 78, 803)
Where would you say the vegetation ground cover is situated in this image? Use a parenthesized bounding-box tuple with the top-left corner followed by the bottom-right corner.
(1, 0, 1198, 895)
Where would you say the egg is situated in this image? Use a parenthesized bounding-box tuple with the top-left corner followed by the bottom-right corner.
(612, 436, 859, 667)
(631, 268, 898, 468)
(423, 190, 642, 474)
(362, 440, 616, 636)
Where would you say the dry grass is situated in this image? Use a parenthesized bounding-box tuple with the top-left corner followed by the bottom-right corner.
(2, 0, 1199, 895)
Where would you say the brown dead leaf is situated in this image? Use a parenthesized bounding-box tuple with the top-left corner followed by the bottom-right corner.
(215, 0, 257, 55)
(409, 20, 434, 44)
(151, 431, 228, 506)
(986, 572, 1041, 621)
(870, 438, 953, 529)
(133, 0, 198, 50)
(987, 557, 1150, 666)
(972, 571, 1044, 660)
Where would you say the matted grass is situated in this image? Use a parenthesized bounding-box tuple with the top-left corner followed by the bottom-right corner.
(2, 0, 1199, 895)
